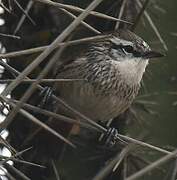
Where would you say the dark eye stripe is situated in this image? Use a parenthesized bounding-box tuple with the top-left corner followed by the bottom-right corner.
(111, 43, 143, 57)
(122, 45, 134, 53)
(111, 43, 122, 50)
(111, 44, 133, 52)
(133, 51, 143, 57)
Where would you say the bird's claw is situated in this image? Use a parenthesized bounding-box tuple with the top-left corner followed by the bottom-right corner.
(103, 127, 119, 147)
(100, 127, 127, 147)
(38, 86, 54, 109)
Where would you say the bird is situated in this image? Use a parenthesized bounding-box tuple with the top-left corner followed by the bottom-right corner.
(53, 29, 164, 124)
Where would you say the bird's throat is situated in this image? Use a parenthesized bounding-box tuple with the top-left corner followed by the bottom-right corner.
(113, 59, 149, 85)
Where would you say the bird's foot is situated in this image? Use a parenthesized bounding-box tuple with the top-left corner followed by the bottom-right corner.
(100, 127, 127, 147)
(102, 127, 119, 147)
(38, 86, 54, 109)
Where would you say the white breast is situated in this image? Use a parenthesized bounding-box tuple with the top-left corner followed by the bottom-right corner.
(112, 59, 149, 85)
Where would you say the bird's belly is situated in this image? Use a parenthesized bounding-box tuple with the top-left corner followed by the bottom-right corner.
(57, 82, 131, 122)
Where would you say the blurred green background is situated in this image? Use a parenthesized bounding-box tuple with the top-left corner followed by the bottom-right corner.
(137, 0, 177, 147)
(133, 0, 177, 178)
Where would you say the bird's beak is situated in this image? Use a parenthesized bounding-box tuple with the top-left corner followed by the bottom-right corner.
(142, 50, 165, 59)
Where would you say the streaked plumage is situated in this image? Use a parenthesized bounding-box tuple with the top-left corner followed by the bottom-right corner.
(54, 30, 160, 122)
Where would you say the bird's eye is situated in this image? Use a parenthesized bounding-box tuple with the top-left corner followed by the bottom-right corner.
(110, 43, 135, 55)
(121, 45, 134, 54)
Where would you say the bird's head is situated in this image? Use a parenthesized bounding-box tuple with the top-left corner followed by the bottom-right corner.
(87, 30, 165, 85)
(99, 30, 165, 84)
(108, 29, 164, 62)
